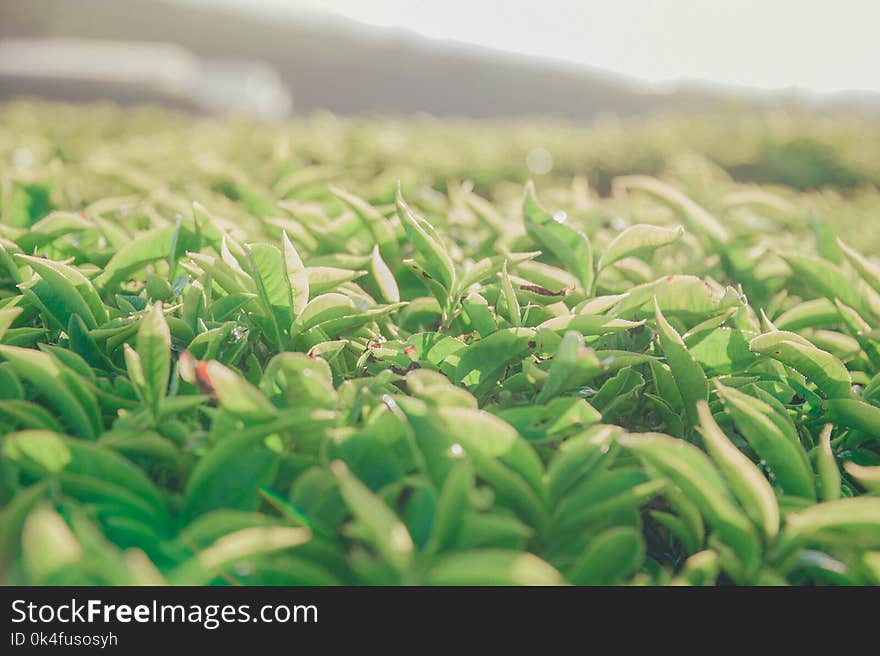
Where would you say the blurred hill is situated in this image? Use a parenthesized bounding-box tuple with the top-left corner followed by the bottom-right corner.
(1, 0, 878, 118)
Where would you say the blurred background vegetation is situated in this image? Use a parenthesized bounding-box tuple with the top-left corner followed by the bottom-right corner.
(1, 1, 879, 247)
(3, 100, 879, 231)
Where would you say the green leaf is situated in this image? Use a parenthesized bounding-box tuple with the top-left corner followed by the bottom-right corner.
(282, 230, 310, 314)
(779, 252, 865, 313)
(498, 260, 521, 327)
(292, 293, 356, 333)
(523, 181, 593, 292)
(843, 462, 880, 494)
(0, 345, 99, 439)
(814, 424, 841, 502)
(684, 328, 758, 375)
(696, 401, 779, 541)
(307, 266, 366, 295)
(497, 397, 602, 443)
(654, 297, 708, 427)
(370, 245, 400, 304)
(432, 406, 521, 458)
(462, 292, 496, 337)
(170, 525, 312, 585)
(838, 238, 880, 294)
(774, 298, 840, 331)
(396, 190, 456, 293)
(261, 351, 337, 408)
(459, 251, 540, 291)
(716, 382, 816, 500)
(0, 481, 49, 575)
(552, 467, 663, 535)
(592, 367, 645, 416)
(183, 430, 282, 520)
(0, 306, 23, 342)
(612, 275, 742, 321)
(303, 303, 405, 340)
(249, 243, 294, 313)
(247, 242, 292, 348)
(4, 430, 165, 516)
(619, 432, 760, 577)
(785, 497, 880, 548)
(331, 460, 413, 575)
(427, 461, 472, 553)
(823, 398, 880, 436)
(454, 327, 536, 396)
(136, 303, 171, 417)
(0, 399, 63, 432)
(21, 504, 82, 583)
(536, 314, 644, 336)
(96, 224, 197, 290)
(16, 211, 91, 251)
(671, 550, 720, 586)
(750, 330, 852, 399)
(425, 549, 563, 585)
(568, 527, 645, 585)
(3, 429, 71, 473)
(123, 344, 145, 400)
(330, 185, 399, 263)
(203, 361, 277, 421)
(16, 254, 103, 329)
(67, 314, 112, 371)
(536, 330, 584, 403)
(597, 224, 684, 272)
(398, 398, 547, 528)
(613, 175, 728, 243)
(546, 425, 618, 504)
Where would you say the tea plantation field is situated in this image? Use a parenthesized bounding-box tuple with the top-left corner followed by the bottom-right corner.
(2, 101, 880, 585)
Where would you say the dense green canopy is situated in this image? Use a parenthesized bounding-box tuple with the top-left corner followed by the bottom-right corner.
(2, 102, 880, 585)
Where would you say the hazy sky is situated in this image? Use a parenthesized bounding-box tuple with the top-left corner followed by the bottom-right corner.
(186, 0, 880, 94)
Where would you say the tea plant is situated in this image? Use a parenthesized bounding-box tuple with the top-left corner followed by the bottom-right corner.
(1, 101, 880, 585)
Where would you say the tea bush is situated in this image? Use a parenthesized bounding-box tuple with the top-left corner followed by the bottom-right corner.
(2, 101, 880, 585)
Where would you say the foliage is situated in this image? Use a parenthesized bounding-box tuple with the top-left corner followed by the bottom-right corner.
(1, 101, 880, 585)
